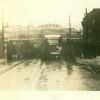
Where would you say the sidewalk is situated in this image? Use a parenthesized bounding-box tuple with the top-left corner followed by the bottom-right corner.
(76, 56, 100, 74)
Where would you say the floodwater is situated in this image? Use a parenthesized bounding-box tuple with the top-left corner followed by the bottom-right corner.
(0, 59, 100, 91)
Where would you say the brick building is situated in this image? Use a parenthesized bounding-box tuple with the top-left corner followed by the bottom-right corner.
(82, 8, 100, 41)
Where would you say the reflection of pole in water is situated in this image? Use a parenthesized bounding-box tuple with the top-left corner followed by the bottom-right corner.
(67, 62, 73, 75)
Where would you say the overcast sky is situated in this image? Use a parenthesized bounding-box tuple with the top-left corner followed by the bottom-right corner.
(0, 0, 100, 29)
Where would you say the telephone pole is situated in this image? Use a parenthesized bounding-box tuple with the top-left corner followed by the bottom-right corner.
(27, 25, 29, 41)
(2, 11, 5, 57)
(68, 15, 71, 38)
(85, 8, 88, 41)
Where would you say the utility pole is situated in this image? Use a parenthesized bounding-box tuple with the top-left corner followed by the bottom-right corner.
(85, 8, 88, 40)
(27, 25, 29, 41)
(68, 15, 71, 38)
(2, 11, 5, 57)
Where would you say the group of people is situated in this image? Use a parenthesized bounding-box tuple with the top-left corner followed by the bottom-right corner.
(58, 37, 76, 63)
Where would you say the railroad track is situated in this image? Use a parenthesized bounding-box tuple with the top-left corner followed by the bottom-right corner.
(0, 58, 45, 90)
(0, 59, 26, 76)
(32, 60, 45, 90)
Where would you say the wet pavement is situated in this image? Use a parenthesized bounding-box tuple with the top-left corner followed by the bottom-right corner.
(0, 59, 100, 91)
(36, 60, 100, 91)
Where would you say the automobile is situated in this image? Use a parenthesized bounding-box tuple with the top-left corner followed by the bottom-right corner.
(41, 34, 63, 59)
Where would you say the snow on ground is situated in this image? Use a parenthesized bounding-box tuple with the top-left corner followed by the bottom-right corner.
(76, 57, 100, 74)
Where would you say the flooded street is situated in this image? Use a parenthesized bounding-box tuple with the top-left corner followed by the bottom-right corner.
(0, 59, 100, 91)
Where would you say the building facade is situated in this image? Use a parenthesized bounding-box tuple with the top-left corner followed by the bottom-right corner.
(82, 8, 100, 41)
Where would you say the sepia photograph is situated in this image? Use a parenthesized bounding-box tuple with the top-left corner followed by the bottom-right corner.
(0, 0, 100, 99)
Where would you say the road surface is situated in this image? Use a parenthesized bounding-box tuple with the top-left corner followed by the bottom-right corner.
(0, 59, 100, 91)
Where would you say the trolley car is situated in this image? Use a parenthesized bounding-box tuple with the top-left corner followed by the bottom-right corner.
(41, 35, 63, 59)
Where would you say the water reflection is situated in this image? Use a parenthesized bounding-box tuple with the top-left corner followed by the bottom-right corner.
(7, 59, 13, 65)
(66, 62, 73, 75)
(24, 61, 31, 66)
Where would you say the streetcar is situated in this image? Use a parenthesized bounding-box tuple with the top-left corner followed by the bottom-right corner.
(41, 34, 63, 59)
